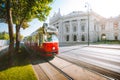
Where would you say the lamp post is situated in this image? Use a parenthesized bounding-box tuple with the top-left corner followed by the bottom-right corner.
(85, 2, 90, 46)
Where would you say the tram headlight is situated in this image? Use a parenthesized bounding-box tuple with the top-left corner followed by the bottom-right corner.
(52, 47, 55, 50)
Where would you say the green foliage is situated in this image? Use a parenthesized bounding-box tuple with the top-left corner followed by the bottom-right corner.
(0, 0, 53, 28)
(11, 0, 53, 29)
(22, 21, 29, 29)
(27, 36, 32, 41)
(14, 33, 24, 41)
(0, 32, 9, 40)
(0, 0, 6, 22)
(0, 0, 53, 50)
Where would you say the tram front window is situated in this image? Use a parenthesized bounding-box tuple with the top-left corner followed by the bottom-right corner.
(47, 34, 58, 42)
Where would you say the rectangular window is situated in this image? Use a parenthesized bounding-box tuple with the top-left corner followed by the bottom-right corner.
(114, 21, 118, 29)
(64, 21, 70, 33)
(64, 21, 69, 23)
(81, 25, 85, 32)
(81, 19, 86, 21)
(101, 24, 105, 30)
(66, 26, 69, 32)
(73, 26, 77, 32)
(94, 24, 96, 31)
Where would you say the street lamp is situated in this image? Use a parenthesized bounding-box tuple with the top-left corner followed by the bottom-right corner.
(85, 2, 90, 46)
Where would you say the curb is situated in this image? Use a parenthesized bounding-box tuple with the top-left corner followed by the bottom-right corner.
(90, 46, 120, 50)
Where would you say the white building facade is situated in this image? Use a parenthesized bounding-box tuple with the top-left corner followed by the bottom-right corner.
(49, 10, 120, 44)
(100, 17, 120, 41)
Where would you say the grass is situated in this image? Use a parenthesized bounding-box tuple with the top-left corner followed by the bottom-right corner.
(0, 47, 37, 80)
(94, 40, 120, 44)
(0, 65, 37, 80)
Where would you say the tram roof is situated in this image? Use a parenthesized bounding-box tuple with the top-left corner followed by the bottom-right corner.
(47, 26, 58, 33)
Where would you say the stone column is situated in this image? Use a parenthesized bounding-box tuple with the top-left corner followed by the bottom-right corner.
(69, 20, 72, 42)
(77, 19, 80, 42)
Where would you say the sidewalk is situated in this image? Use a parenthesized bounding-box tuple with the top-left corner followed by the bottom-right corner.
(0, 45, 9, 51)
(89, 44, 120, 50)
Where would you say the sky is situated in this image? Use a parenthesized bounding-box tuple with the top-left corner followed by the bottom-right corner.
(50, 0, 120, 18)
(0, 0, 120, 37)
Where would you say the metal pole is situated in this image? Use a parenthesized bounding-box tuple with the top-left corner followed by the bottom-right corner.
(85, 2, 90, 46)
(88, 7, 89, 46)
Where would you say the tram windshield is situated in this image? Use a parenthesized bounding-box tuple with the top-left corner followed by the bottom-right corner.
(47, 34, 58, 42)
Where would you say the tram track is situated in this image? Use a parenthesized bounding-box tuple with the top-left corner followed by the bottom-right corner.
(47, 57, 109, 80)
(32, 58, 72, 80)
(59, 46, 120, 80)
(61, 47, 120, 57)
(57, 55, 120, 80)
(46, 60, 73, 80)
(66, 52, 120, 68)
(25, 45, 73, 80)
(61, 48, 120, 62)
(32, 56, 109, 80)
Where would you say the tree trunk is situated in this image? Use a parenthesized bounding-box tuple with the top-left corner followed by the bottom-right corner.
(6, 0, 14, 63)
(15, 25, 20, 53)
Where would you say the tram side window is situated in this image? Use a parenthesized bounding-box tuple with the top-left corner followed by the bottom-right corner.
(47, 34, 52, 41)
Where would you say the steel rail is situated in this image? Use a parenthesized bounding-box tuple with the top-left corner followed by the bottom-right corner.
(45, 59, 73, 80)
(57, 56, 120, 80)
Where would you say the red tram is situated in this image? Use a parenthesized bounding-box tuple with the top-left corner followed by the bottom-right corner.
(24, 23, 59, 57)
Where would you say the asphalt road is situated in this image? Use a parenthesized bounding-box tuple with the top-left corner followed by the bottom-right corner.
(58, 45, 120, 79)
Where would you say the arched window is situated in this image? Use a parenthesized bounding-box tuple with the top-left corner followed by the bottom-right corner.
(101, 34, 106, 40)
(73, 35, 77, 41)
(81, 35, 85, 41)
(66, 35, 69, 41)
(115, 36, 118, 40)
(56, 26, 59, 29)
(114, 33, 118, 40)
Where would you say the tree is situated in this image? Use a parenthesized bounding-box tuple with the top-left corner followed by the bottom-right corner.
(14, 33, 24, 41)
(6, 0, 15, 65)
(1, 0, 53, 66)
(0, 0, 53, 53)
(11, 0, 53, 52)
(0, 0, 14, 65)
